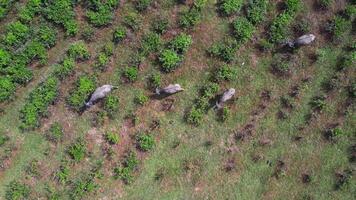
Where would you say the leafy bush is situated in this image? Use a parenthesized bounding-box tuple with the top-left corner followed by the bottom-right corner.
(258, 38, 273, 51)
(186, 106, 204, 125)
(338, 51, 356, 70)
(82, 25, 94, 42)
(318, 0, 332, 9)
(67, 76, 96, 111)
(47, 122, 64, 143)
(0, 1, 15, 20)
(85, 0, 119, 26)
(219, 107, 230, 121)
(148, 73, 161, 88)
(70, 176, 98, 200)
(123, 66, 139, 82)
(22, 41, 48, 65)
(5, 181, 30, 200)
(123, 12, 141, 31)
(284, 0, 301, 14)
(102, 43, 114, 56)
(310, 95, 326, 111)
(294, 18, 311, 34)
(105, 131, 120, 144)
(103, 95, 119, 118)
(140, 33, 161, 55)
(35, 24, 57, 48)
(43, 0, 78, 36)
(3, 21, 30, 47)
(113, 26, 127, 43)
(19, 0, 42, 23)
(214, 65, 236, 82)
(246, 0, 267, 24)
(20, 77, 59, 130)
(272, 54, 290, 75)
(159, 49, 181, 72)
(327, 16, 352, 41)
(3, 65, 33, 85)
(54, 57, 75, 80)
(94, 52, 109, 71)
(269, 12, 293, 43)
(0, 77, 16, 102)
(68, 41, 90, 61)
(114, 151, 138, 184)
(232, 17, 255, 43)
(345, 5, 356, 20)
(179, 8, 200, 28)
(68, 139, 86, 162)
(151, 18, 169, 34)
(135, 91, 149, 105)
(135, 0, 152, 11)
(0, 134, 9, 146)
(169, 33, 192, 54)
(136, 133, 155, 151)
(56, 165, 69, 184)
(207, 38, 238, 62)
(0, 48, 11, 68)
(218, 0, 243, 16)
(201, 82, 219, 99)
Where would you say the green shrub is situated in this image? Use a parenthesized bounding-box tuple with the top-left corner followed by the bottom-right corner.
(20, 77, 59, 130)
(294, 18, 311, 34)
(272, 54, 290, 75)
(54, 57, 75, 80)
(47, 122, 64, 143)
(218, 0, 243, 16)
(87, 6, 114, 27)
(105, 131, 120, 144)
(114, 151, 138, 184)
(345, 5, 356, 20)
(169, 33, 192, 54)
(123, 66, 139, 82)
(201, 82, 219, 99)
(22, 41, 48, 65)
(207, 38, 238, 62)
(246, 0, 267, 24)
(25, 159, 40, 177)
(3, 21, 30, 47)
(187, 106, 204, 125)
(123, 12, 141, 31)
(3, 65, 33, 85)
(67, 41, 90, 61)
(43, 0, 78, 36)
(214, 65, 236, 82)
(136, 133, 155, 151)
(318, 0, 332, 9)
(81, 25, 94, 42)
(269, 12, 293, 43)
(232, 17, 255, 43)
(5, 181, 30, 200)
(68, 139, 86, 162)
(285, 0, 301, 14)
(193, 0, 208, 10)
(338, 51, 356, 70)
(19, 0, 42, 23)
(113, 26, 127, 43)
(135, 0, 152, 11)
(258, 38, 273, 51)
(0, 134, 9, 146)
(327, 16, 352, 41)
(70, 176, 97, 200)
(0, 48, 11, 68)
(310, 95, 326, 111)
(94, 52, 109, 71)
(56, 165, 69, 184)
(35, 24, 57, 48)
(159, 49, 181, 72)
(179, 8, 200, 28)
(151, 18, 169, 34)
(148, 73, 161, 88)
(0, 77, 16, 102)
(135, 91, 149, 105)
(103, 95, 119, 118)
(219, 107, 230, 121)
(0, 1, 15, 20)
(140, 33, 161, 55)
(67, 76, 96, 111)
(102, 43, 114, 56)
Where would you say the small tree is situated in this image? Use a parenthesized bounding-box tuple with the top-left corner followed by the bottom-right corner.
(159, 49, 181, 72)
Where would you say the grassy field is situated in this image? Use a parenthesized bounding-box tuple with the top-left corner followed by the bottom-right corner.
(0, 0, 355, 199)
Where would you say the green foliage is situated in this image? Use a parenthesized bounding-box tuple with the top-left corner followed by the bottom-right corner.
(3, 21, 30, 47)
(106, 131, 120, 144)
(214, 64, 236, 82)
(219, 106, 230, 122)
(35, 24, 57, 48)
(47, 122, 64, 143)
(218, 0, 243, 16)
(284, 0, 302, 14)
(123, 12, 141, 31)
(70, 176, 98, 200)
(179, 8, 200, 28)
(0, 48, 11, 68)
(0, 77, 16, 102)
(159, 49, 181, 72)
(269, 12, 293, 43)
(102, 43, 114, 56)
(246, 0, 267, 24)
(318, 0, 332, 9)
(140, 33, 161, 55)
(67, 76, 96, 111)
(327, 16, 352, 41)
(19, 0, 42, 23)
(20, 77, 59, 130)
(345, 5, 356, 20)
(113, 26, 127, 43)
(114, 151, 138, 184)
(294, 18, 311, 34)
(5, 181, 30, 200)
(201, 82, 219, 99)
(135, 91, 149, 105)
(68, 139, 86, 162)
(25, 159, 40, 177)
(338, 51, 356, 70)
(85, 0, 119, 26)
(148, 73, 161, 88)
(208, 38, 238, 62)
(56, 165, 69, 184)
(22, 41, 48, 65)
(310, 95, 326, 111)
(68, 41, 90, 61)
(54, 57, 75, 80)
(272, 54, 290, 75)
(151, 18, 169, 34)
(169, 33, 192, 54)
(3, 65, 33, 85)
(0, 0, 15, 20)
(43, 0, 78, 36)
(232, 17, 255, 43)
(123, 66, 139, 82)
(135, 0, 152, 11)
(103, 95, 119, 118)
(94, 52, 109, 71)
(0, 134, 9, 146)
(136, 133, 155, 151)
(186, 106, 204, 125)
(82, 25, 94, 42)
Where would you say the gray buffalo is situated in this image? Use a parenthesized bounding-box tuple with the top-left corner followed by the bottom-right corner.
(216, 88, 235, 109)
(156, 84, 184, 95)
(287, 34, 316, 48)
